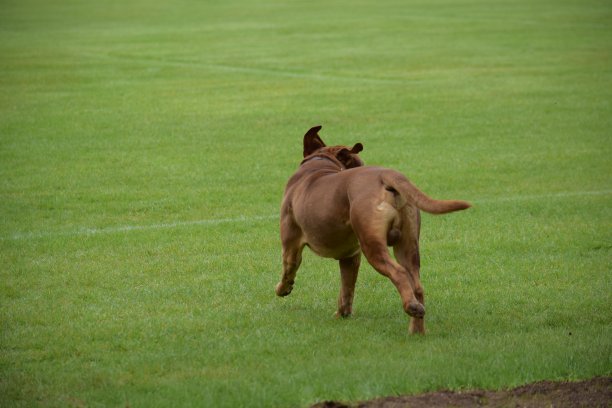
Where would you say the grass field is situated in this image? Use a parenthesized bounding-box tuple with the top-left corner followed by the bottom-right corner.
(1, 0, 611, 406)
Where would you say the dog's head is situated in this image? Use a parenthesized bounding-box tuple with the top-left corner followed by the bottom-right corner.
(303, 125, 364, 169)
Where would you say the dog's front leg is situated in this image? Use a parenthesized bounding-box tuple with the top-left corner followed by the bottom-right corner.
(275, 245, 304, 297)
(276, 218, 304, 297)
(335, 253, 361, 318)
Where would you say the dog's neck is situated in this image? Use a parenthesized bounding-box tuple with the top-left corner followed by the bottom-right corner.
(300, 154, 344, 170)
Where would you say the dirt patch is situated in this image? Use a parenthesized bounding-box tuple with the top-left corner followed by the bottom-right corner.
(312, 377, 611, 408)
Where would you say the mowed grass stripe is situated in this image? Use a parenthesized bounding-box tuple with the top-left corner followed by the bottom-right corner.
(80, 51, 413, 85)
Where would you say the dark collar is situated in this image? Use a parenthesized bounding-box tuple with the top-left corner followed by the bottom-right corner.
(300, 154, 343, 169)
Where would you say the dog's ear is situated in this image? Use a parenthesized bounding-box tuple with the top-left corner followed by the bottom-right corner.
(350, 143, 363, 154)
(337, 146, 364, 168)
(337, 148, 351, 162)
(303, 125, 326, 157)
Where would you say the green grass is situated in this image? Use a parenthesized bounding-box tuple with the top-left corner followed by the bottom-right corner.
(1, 0, 611, 406)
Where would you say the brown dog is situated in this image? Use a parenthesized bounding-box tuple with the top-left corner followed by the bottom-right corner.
(276, 126, 470, 334)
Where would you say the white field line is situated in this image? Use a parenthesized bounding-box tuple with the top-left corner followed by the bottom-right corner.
(5, 214, 278, 241)
(3, 189, 611, 241)
(472, 189, 612, 203)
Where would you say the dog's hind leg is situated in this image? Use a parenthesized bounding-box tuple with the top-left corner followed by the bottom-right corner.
(276, 216, 305, 297)
(350, 203, 425, 321)
(335, 253, 361, 318)
(393, 208, 425, 334)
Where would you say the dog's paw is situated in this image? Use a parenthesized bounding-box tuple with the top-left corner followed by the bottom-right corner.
(406, 302, 425, 318)
(275, 283, 293, 297)
(334, 310, 352, 319)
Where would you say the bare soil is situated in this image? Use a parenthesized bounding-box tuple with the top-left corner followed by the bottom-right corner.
(312, 377, 611, 408)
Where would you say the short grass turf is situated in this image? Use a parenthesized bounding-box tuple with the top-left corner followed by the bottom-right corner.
(1, 0, 611, 406)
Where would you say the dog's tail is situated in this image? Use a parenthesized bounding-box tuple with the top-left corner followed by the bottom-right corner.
(382, 171, 471, 215)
